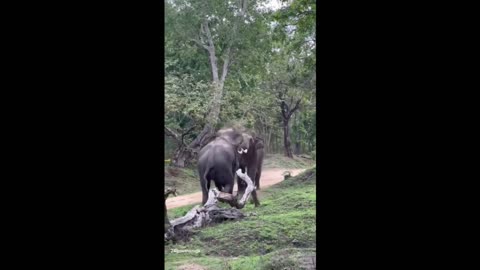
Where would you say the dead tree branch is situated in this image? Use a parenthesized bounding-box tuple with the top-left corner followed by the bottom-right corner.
(164, 169, 255, 241)
(191, 38, 209, 51)
(165, 125, 197, 147)
(165, 126, 180, 142)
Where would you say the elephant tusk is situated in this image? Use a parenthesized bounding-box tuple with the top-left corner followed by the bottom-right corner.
(238, 149, 243, 154)
(243, 148, 248, 153)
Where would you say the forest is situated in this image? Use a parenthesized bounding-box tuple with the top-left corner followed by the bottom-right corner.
(165, 0, 316, 167)
(164, 1, 316, 268)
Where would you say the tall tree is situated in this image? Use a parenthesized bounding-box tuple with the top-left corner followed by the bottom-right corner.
(164, 0, 316, 162)
(268, 0, 315, 158)
(166, 0, 271, 167)
(263, 45, 310, 158)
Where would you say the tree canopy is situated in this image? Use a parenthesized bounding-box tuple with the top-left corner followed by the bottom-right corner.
(165, 0, 316, 164)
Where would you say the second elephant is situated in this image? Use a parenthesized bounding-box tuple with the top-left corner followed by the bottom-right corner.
(236, 133, 264, 207)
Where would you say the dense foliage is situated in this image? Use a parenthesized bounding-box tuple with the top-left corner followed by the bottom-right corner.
(165, 0, 316, 163)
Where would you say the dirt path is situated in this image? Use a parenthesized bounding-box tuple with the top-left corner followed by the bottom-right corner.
(166, 168, 306, 209)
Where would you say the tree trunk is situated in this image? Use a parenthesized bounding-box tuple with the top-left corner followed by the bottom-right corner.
(173, 123, 215, 167)
(294, 112, 301, 155)
(278, 96, 300, 158)
(266, 128, 272, 154)
(172, 60, 223, 167)
(283, 118, 293, 158)
(295, 141, 301, 155)
(273, 133, 277, 154)
(173, 146, 190, 168)
(171, 1, 249, 168)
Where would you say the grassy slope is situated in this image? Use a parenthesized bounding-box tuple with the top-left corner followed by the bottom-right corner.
(165, 154, 315, 196)
(165, 165, 199, 195)
(165, 167, 316, 270)
(261, 153, 315, 169)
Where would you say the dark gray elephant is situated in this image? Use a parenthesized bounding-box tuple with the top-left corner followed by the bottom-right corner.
(236, 133, 264, 207)
(254, 138, 265, 190)
(197, 128, 244, 205)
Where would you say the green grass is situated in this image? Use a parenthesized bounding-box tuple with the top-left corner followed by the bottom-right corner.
(165, 165, 200, 195)
(262, 154, 315, 169)
(165, 167, 316, 270)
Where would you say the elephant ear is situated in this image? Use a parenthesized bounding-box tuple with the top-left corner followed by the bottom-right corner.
(255, 137, 265, 150)
(230, 132, 244, 146)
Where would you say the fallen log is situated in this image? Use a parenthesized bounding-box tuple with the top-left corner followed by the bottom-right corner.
(164, 169, 255, 241)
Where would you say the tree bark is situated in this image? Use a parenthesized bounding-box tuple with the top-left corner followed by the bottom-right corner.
(172, 123, 214, 167)
(295, 139, 301, 155)
(294, 113, 301, 155)
(166, 126, 198, 167)
(279, 96, 301, 158)
(283, 118, 293, 158)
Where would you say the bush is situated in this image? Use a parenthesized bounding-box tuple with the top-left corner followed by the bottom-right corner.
(261, 255, 297, 270)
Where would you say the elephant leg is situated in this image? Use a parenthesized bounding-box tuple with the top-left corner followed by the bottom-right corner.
(215, 168, 235, 195)
(255, 169, 262, 190)
(250, 189, 260, 207)
(201, 179, 210, 205)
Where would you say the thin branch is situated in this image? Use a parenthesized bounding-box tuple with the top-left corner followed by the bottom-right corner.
(191, 39, 209, 51)
(199, 24, 207, 44)
(201, 20, 220, 83)
(288, 99, 301, 118)
(202, 21, 215, 49)
(220, 47, 231, 84)
(165, 126, 180, 142)
(181, 125, 197, 146)
(280, 100, 289, 120)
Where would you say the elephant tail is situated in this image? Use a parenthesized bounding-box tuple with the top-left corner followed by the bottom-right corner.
(202, 166, 212, 193)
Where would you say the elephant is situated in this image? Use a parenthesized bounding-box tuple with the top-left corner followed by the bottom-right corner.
(197, 128, 244, 205)
(236, 133, 264, 207)
(253, 138, 265, 190)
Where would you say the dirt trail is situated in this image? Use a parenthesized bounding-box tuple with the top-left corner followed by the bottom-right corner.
(166, 168, 306, 209)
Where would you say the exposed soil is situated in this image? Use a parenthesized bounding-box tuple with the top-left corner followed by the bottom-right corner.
(166, 168, 306, 209)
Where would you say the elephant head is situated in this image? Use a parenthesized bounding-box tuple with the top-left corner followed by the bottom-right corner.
(215, 128, 263, 157)
(237, 133, 264, 155)
(235, 133, 250, 155)
(215, 128, 244, 148)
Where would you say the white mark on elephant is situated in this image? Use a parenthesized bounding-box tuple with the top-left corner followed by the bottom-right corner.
(237, 148, 248, 154)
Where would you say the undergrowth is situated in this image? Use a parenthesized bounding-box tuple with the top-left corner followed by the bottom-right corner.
(165, 167, 316, 270)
